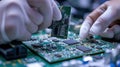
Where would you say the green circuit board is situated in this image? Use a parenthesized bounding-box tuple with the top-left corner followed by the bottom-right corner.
(23, 30, 116, 63)
(22, 6, 117, 63)
(49, 6, 71, 38)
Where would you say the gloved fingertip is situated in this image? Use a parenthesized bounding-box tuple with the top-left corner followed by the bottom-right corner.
(79, 27, 88, 40)
(79, 34, 86, 40)
(53, 13, 62, 21)
(79, 20, 93, 40)
(90, 24, 104, 35)
(100, 28, 114, 38)
(52, 0, 62, 21)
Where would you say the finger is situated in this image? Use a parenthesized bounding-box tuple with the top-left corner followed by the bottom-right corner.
(90, 6, 118, 35)
(25, 19, 38, 33)
(52, 0, 62, 21)
(100, 28, 114, 38)
(79, 19, 93, 40)
(15, 1, 39, 33)
(4, 3, 23, 41)
(24, 0, 43, 25)
(38, 0, 53, 30)
(101, 25, 120, 39)
(14, 19, 32, 41)
(109, 20, 120, 27)
(28, 0, 53, 30)
(16, 22, 31, 41)
(13, 1, 41, 33)
(26, 8, 43, 25)
(21, 9, 39, 33)
(5, 3, 32, 41)
(79, 2, 108, 39)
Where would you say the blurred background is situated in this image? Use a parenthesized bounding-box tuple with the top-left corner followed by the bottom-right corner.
(54, 0, 108, 34)
(56, 0, 107, 19)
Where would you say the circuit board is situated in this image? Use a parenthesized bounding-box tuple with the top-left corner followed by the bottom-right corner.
(23, 30, 116, 63)
(49, 6, 71, 38)
(0, 6, 118, 67)
(22, 6, 117, 63)
(0, 49, 45, 67)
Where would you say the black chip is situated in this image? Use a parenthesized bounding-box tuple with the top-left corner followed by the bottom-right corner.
(52, 39, 59, 42)
(31, 44, 43, 48)
(96, 46, 102, 50)
(76, 45, 92, 52)
(30, 38, 37, 41)
(54, 54, 62, 58)
(63, 39, 79, 45)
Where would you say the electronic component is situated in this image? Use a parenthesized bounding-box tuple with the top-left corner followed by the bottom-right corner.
(54, 54, 62, 58)
(0, 41, 27, 60)
(23, 11, 116, 62)
(52, 39, 60, 42)
(49, 6, 71, 38)
(22, 6, 118, 64)
(23, 30, 116, 63)
(76, 45, 92, 52)
(0, 5, 118, 67)
(63, 39, 79, 45)
(31, 43, 43, 48)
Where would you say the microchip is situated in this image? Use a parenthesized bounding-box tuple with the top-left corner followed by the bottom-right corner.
(52, 39, 59, 42)
(76, 46, 92, 52)
(63, 39, 79, 45)
(96, 46, 102, 50)
(54, 54, 62, 58)
(31, 44, 43, 48)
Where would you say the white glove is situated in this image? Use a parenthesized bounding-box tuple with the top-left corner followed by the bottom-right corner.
(0, 0, 61, 44)
(27, 0, 62, 30)
(80, 0, 120, 41)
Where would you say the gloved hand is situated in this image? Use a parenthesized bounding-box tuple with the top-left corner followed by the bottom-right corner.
(27, 0, 62, 30)
(0, 0, 61, 44)
(80, 0, 120, 41)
